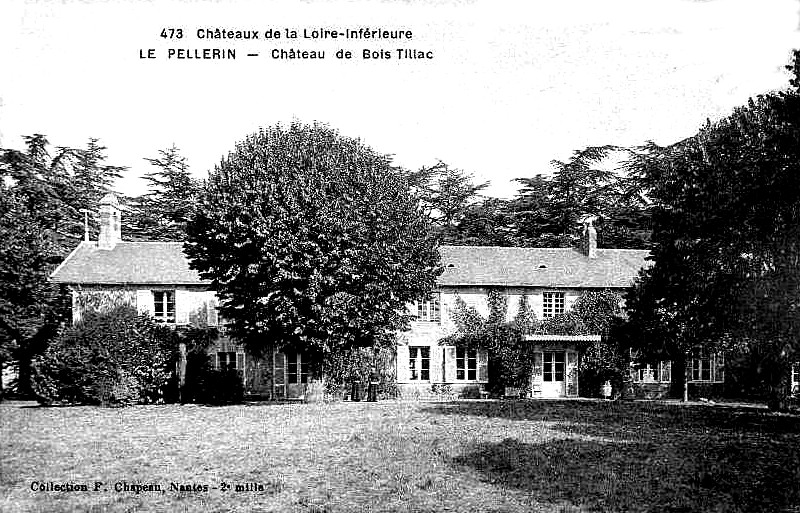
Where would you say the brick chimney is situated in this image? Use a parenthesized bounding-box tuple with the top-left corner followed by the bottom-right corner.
(97, 193, 121, 250)
(582, 218, 597, 259)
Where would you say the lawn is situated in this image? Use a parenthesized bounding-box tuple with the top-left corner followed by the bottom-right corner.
(2, 399, 799, 512)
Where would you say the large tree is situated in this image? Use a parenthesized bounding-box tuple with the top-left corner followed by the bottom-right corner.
(0, 135, 124, 398)
(624, 51, 800, 408)
(407, 160, 489, 243)
(127, 145, 201, 241)
(185, 123, 441, 370)
(510, 146, 650, 249)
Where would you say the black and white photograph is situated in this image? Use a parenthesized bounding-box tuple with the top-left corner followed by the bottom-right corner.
(2, 1, 800, 511)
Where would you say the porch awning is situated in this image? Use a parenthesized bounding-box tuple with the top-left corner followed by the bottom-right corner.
(524, 334, 602, 342)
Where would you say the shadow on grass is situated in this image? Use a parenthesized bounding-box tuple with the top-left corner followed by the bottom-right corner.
(423, 399, 800, 436)
(431, 401, 800, 512)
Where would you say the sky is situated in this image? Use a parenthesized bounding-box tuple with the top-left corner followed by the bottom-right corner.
(1, 0, 798, 199)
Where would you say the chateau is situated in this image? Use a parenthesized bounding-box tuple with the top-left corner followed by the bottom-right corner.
(50, 193, 742, 400)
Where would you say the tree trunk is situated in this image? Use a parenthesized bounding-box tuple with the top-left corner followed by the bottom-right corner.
(766, 363, 790, 412)
(177, 342, 187, 403)
(669, 356, 689, 401)
(683, 353, 689, 402)
(16, 354, 33, 399)
(620, 349, 635, 400)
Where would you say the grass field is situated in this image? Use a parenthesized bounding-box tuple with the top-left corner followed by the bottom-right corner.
(2, 399, 800, 512)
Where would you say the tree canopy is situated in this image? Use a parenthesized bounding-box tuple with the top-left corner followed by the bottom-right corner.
(127, 145, 202, 241)
(184, 123, 441, 367)
(415, 147, 652, 249)
(0, 135, 124, 396)
(624, 50, 800, 408)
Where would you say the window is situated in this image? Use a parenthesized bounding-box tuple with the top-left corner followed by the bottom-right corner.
(286, 352, 309, 384)
(689, 351, 724, 383)
(542, 292, 565, 319)
(791, 363, 799, 395)
(409, 346, 430, 381)
(217, 352, 237, 371)
(543, 351, 565, 382)
(415, 293, 441, 323)
(153, 291, 175, 323)
(634, 361, 671, 383)
(456, 347, 477, 381)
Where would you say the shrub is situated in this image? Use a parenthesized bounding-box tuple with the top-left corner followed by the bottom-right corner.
(31, 305, 177, 406)
(181, 349, 244, 405)
(323, 346, 396, 400)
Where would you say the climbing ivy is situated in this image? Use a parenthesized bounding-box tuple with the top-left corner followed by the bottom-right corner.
(444, 289, 626, 396)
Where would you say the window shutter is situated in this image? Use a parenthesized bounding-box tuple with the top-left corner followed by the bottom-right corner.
(136, 290, 153, 316)
(532, 352, 544, 384)
(273, 351, 286, 398)
(477, 348, 489, 383)
(396, 345, 410, 383)
(174, 290, 189, 325)
(566, 351, 579, 396)
(444, 346, 457, 382)
(714, 353, 725, 383)
(430, 346, 444, 382)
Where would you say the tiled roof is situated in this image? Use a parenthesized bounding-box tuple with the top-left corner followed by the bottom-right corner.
(50, 242, 650, 289)
(50, 242, 206, 285)
(438, 245, 650, 288)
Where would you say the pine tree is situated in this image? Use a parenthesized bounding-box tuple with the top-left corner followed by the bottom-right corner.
(128, 145, 200, 241)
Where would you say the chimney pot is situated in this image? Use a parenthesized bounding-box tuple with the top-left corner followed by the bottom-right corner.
(97, 193, 121, 250)
(582, 218, 597, 259)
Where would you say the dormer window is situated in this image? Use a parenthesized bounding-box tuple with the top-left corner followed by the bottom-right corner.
(153, 290, 176, 323)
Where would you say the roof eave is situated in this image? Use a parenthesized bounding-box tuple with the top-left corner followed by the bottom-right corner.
(49, 242, 87, 281)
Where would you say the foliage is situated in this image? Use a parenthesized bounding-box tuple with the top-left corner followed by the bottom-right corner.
(511, 295, 538, 335)
(508, 146, 651, 249)
(623, 51, 800, 408)
(127, 145, 201, 241)
(185, 122, 440, 370)
(173, 324, 243, 405)
(443, 291, 538, 394)
(453, 197, 518, 246)
(0, 135, 124, 397)
(534, 291, 628, 397)
(570, 289, 624, 334)
(183, 359, 244, 405)
(30, 305, 178, 406)
(445, 289, 626, 396)
(322, 346, 397, 399)
(407, 147, 651, 249)
(407, 160, 490, 243)
(536, 311, 589, 336)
